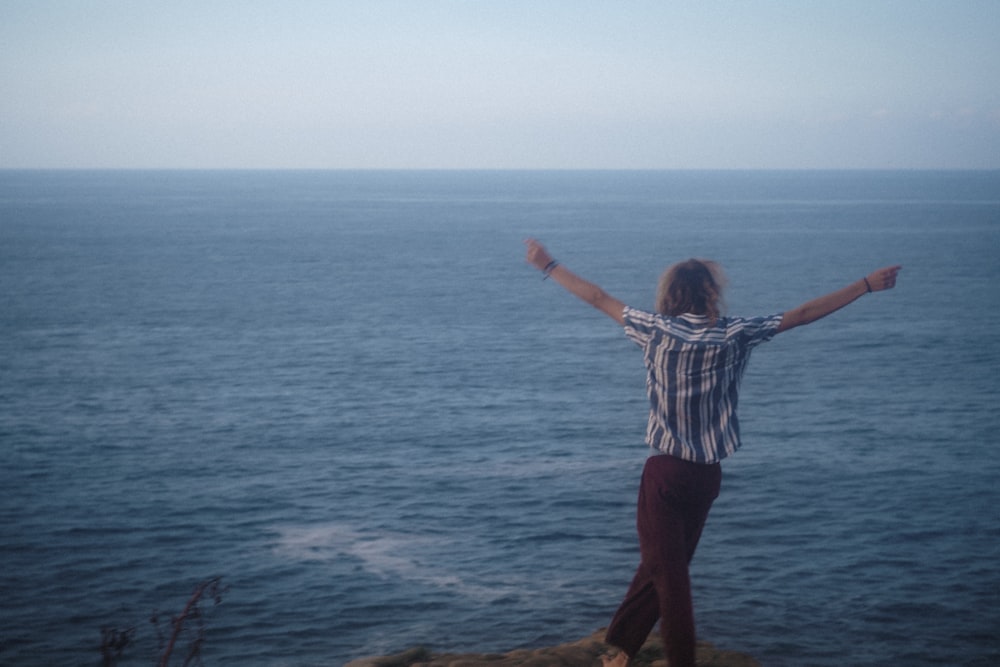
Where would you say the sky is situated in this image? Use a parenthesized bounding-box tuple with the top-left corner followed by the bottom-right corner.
(2, 0, 999, 170)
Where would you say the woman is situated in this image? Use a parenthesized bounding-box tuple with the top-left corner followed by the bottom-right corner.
(523, 238, 901, 667)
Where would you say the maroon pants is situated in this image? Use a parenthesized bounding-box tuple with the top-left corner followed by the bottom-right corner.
(605, 454, 722, 667)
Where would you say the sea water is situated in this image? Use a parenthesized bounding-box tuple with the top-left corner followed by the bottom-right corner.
(1, 170, 998, 666)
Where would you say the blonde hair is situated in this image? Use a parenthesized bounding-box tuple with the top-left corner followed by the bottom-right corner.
(655, 259, 727, 321)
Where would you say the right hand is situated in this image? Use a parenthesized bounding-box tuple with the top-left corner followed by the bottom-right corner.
(524, 238, 554, 273)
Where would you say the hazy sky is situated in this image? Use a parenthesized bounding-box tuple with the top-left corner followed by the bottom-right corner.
(2, 0, 998, 169)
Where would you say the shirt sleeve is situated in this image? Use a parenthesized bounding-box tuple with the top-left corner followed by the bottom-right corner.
(731, 313, 784, 348)
(622, 305, 659, 347)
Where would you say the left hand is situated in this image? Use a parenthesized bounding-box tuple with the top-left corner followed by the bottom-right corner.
(865, 265, 903, 292)
(524, 238, 554, 273)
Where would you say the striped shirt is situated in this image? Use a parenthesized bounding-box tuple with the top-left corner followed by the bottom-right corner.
(622, 306, 783, 464)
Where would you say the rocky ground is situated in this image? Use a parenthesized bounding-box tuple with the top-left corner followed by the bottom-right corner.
(344, 629, 760, 667)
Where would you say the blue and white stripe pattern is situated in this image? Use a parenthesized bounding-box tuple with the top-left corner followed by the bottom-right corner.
(623, 306, 783, 463)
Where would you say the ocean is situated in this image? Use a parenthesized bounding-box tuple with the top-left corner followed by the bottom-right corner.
(1, 170, 998, 667)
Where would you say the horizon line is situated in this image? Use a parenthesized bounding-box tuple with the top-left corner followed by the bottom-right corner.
(3, 166, 999, 173)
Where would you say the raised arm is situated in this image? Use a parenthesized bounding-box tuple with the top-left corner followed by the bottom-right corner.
(776, 265, 902, 334)
(524, 238, 626, 325)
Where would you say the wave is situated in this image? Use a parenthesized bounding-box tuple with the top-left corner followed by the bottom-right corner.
(269, 522, 528, 602)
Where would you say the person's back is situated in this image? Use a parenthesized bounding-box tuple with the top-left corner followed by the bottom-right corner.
(623, 309, 782, 463)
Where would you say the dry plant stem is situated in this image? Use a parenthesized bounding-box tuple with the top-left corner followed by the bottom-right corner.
(158, 578, 217, 667)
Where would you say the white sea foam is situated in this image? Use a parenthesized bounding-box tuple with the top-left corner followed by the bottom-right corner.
(271, 522, 517, 601)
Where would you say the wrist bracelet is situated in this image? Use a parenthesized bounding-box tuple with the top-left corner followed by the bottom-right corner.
(863, 277, 872, 293)
(543, 260, 559, 280)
